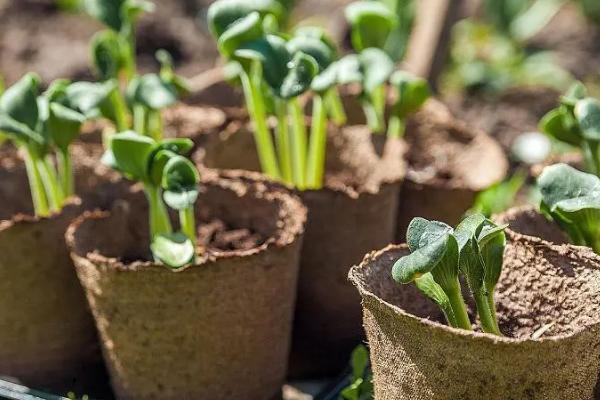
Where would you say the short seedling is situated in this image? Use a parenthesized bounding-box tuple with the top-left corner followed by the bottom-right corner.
(540, 82, 600, 176)
(392, 214, 506, 334)
(103, 131, 199, 268)
(339, 344, 373, 400)
(538, 163, 600, 253)
(0, 73, 114, 216)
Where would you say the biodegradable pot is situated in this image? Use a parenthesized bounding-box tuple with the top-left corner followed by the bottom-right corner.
(0, 143, 124, 391)
(67, 170, 306, 400)
(396, 99, 508, 241)
(349, 233, 600, 400)
(197, 121, 407, 376)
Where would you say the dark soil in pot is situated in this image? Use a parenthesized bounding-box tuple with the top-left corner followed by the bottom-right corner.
(66, 170, 306, 400)
(0, 143, 127, 394)
(349, 233, 600, 400)
(396, 99, 508, 241)
(197, 121, 406, 377)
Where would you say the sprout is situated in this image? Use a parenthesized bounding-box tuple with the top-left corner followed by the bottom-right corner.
(392, 215, 507, 334)
(103, 131, 199, 268)
(344, 1, 397, 52)
(538, 163, 600, 253)
(0, 74, 108, 216)
(539, 82, 600, 176)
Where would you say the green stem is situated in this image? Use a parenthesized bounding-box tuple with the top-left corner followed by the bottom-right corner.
(289, 98, 308, 189)
(361, 95, 383, 134)
(109, 88, 129, 131)
(387, 115, 406, 139)
(239, 69, 281, 180)
(133, 105, 147, 136)
(275, 100, 293, 185)
(23, 147, 50, 217)
(372, 84, 386, 131)
(57, 148, 74, 197)
(306, 94, 328, 189)
(444, 280, 472, 331)
(179, 207, 196, 247)
(485, 289, 501, 334)
(147, 109, 163, 141)
(474, 289, 501, 335)
(144, 185, 173, 238)
(37, 156, 64, 211)
(325, 88, 347, 126)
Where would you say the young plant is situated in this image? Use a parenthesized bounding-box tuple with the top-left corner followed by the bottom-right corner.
(539, 82, 600, 176)
(102, 131, 199, 268)
(392, 214, 506, 334)
(339, 345, 373, 400)
(0, 74, 110, 216)
(538, 163, 600, 253)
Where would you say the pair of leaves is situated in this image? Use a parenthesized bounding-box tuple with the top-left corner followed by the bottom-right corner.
(345, 1, 397, 52)
(538, 163, 600, 249)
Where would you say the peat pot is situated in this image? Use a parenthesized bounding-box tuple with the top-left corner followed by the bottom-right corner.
(66, 170, 306, 400)
(198, 122, 407, 377)
(0, 144, 122, 391)
(349, 232, 600, 400)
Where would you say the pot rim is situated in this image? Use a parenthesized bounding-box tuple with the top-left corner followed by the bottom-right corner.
(0, 197, 82, 232)
(349, 239, 600, 345)
(66, 169, 306, 273)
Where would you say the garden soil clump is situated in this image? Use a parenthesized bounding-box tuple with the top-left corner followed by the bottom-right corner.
(67, 171, 306, 400)
(198, 122, 406, 376)
(0, 144, 125, 391)
(349, 234, 600, 400)
(397, 99, 507, 241)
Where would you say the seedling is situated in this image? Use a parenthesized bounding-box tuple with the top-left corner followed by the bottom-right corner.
(539, 82, 600, 176)
(339, 345, 373, 400)
(0, 74, 113, 216)
(343, 1, 430, 136)
(538, 163, 600, 253)
(102, 131, 199, 268)
(392, 214, 506, 334)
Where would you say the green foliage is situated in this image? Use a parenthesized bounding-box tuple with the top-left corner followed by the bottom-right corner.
(103, 132, 199, 268)
(392, 215, 507, 334)
(538, 163, 600, 253)
(470, 171, 527, 217)
(345, 1, 397, 52)
(540, 82, 600, 176)
(339, 345, 373, 400)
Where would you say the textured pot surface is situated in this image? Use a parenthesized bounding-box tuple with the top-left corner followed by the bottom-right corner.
(350, 234, 600, 400)
(397, 99, 508, 241)
(67, 171, 306, 400)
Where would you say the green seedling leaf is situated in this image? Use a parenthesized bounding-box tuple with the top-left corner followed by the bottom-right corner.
(0, 113, 44, 146)
(156, 50, 191, 97)
(478, 220, 507, 293)
(293, 26, 337, 54)
(0, 73, 41, 131)
(155, 138, 194, 155)
(106, 130, 156, 181)
(161, 156, 200, 210)
(207, 0, 282, 38)
(44, 79, 71, 103)
(311, 61, 339, 93)
(91, 30, 125, 80)
(148, 149, 176, 186)
(359, 48, 394, 94)
(414, 272, 456, 325)
(406, 217, 453, 251)
(390, 70, 431, 119)
(392, 233, 456, 284)
(151, 232, 195, 268)
(279, 52, 319, 99)
(287, 35, 335, 71)
(127, 74, 177, 110)
(217, 12, 265, 59)
(539, 107, 582, 146)
(560, 81, 587, 108)
(454, 213, 486, 292)
(575, 98, 600, 141)
(84, 0, 153, 31)
(65, 80, 117, 116)
(345, 1, 397, 51)
(47, 103, 86, 152)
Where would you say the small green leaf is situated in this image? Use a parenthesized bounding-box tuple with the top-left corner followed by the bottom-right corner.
(336, 55, 363, 85)
(0, 113, 44, 146)
(44, 79, 71, 103)
(107, 130, 157, 181)
(234, 34, 290, 92)
(478, 220, 506, 292)
(311, 61, 339, 93)
(453, 213, 486, 251)
(358, 48, 394, 94)
(161, 155, 200, 210)
(0, 73, 41, 131)
(414, 273, 455, 325)
(575, 98, 600, 141)
(560, 81, 587, 108)
(287, 35, 335, 71)
(345, 1, 397, 51)
(47, 103, 86, 151)
(539, 107, 582, 146)
(217, 12, 265, 59)
(65, 80, 116, 116)
(155, 138, 194, 155)
(350, 344, 369, 380)
(84, 0, 125, 31)
(127, 74, 177, 110)
(293, 26, 337, 54)
(91, 30, 125, 81)
(406, 217, 453, 251)
(279, 52, 318, 99)
(207, 0, 282, 38)
(390, 70, 431, 119)
(151, 232, 195, 268)
(392, 233, 453, 284)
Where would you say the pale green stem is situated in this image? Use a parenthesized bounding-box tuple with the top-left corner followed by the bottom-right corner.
(361, 96, 383, 134)
(474, 289, 501, 335)
(444, 280, 472, 331)
(37, 156, 64, 211)
(109, 88, 130, 131)
(289, 98, 308, 189)
(57, 148, 74, 197)
(306, 94, 327, 189)
(372, 84, 386, 131)
(387, 115, 406, 139)
(325, 88, 347, 126)
(485, 289, 501, 335)
(144, 185, 173, 238)
(133, 105, 147, 136)
(23, 147, 50, 217)
(147, 109, 163, 141)
(239, 69, 281, 180)
(275, 100, 293, 185)
(179, 207, 196, 248)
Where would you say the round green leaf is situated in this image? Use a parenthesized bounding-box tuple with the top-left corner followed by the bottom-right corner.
(345, 1, 396, 51)
(163, 188, 199, 210)
(311, 62, 339, 93)
(392, 233, 452, 284)
(84, 0, 125, 31)
(575, 98, 600, 141)
(538, 163, 600, 213)
(336, 54, 363, 85)
(47, 103, 86, 151)
(217, 12, 265, 59)
(279, 52, 318, 99)
(161, 155, 199, 191)
(207, 0, 282, 38)
(390, 70, 431, 118)
(0, 73, 41, 131)
(151, 232, 195, 268)
(127, 74, 177, 110)
(287, 35, 335, 71)
(65, 80, 116, 116)
(539, 107, 582, 146)
(234, 34, 291, 91)
(108, 130, 157, 181)
(91, 30, 124, 81)
(359, 48, 394, 94)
